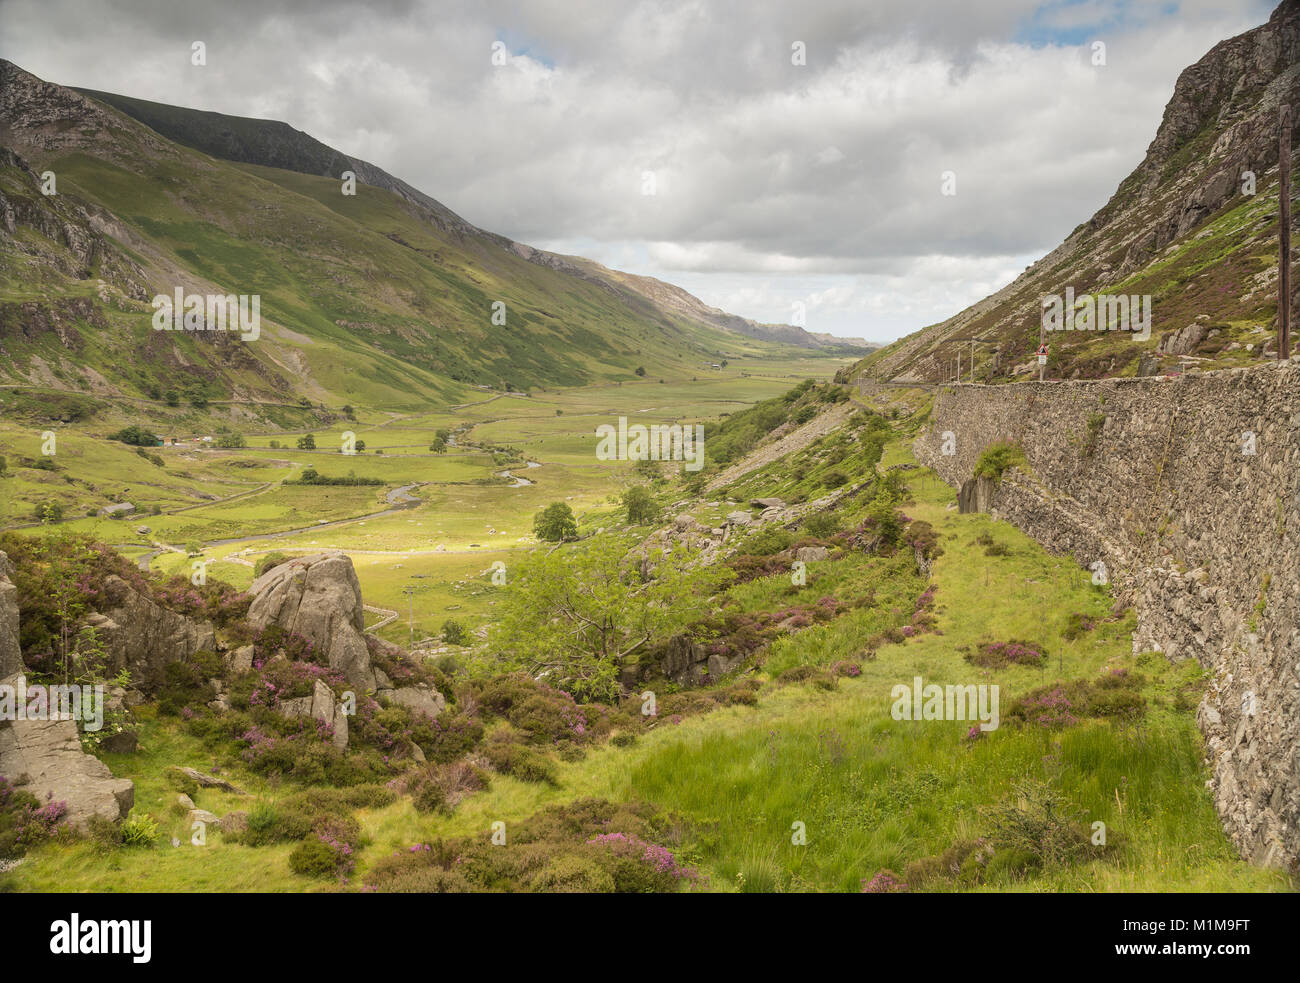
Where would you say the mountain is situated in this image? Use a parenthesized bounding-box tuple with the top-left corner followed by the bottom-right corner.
(0, 60, 852, 424)
(854, 0, 1300, 385)
(71, 87, 874, 357)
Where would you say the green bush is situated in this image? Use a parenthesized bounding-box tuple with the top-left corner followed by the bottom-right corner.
(254, 552, 290, 578)
(441, 619, 470, 646)
(485, 738, 558, 785)
(288, 837, 343, 878)
(973, 442, 1028, 480)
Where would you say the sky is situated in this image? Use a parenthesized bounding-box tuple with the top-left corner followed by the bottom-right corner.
(0, 0, 1278, 343)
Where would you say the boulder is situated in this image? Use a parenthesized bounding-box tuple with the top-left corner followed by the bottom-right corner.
(84, 575, 216, 688)
(750, 498, 786, 509)
(0, 552, 21, 679)
(246, 553, 376, 689)
(310, 678, 349, 751)
(795, 546, 829, 563)
(177, 793, 195, 810)
(385, 685, 446, 722)
(187, 808, 219, 827)
(226, 645, 254, 674)
(175, 767, 247, 795)
(726, 511, 753, 526)
(0, 676, 134, 829)
(99, 730, 138, 754)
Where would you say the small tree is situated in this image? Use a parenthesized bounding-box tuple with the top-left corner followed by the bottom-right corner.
(297, 434, 316, 450)
(441, 619, 470, 646)
(492, 535, 730, 702)
(634, 366, 647, 377)
(533, 502, 577, 542)
(429, 437, 446, 453)
(623, 486, 657, 525)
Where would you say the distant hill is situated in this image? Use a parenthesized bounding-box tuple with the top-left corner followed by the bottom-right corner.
(0, 59, 851, 421)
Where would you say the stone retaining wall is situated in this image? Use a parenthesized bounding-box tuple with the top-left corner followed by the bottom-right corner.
(914, 361, 1300, 870)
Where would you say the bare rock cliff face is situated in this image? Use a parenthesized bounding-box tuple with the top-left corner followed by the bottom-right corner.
(83, 575, 217, 690)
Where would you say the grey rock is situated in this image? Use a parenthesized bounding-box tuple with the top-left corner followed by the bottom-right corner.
(83, 575, 216, 689)
(0, 676, 134, 829)
(247, 552, 376, 689)
(0, 553, 22, 678)
(385, 685, 446, 721)
(99, 730, 138, 754)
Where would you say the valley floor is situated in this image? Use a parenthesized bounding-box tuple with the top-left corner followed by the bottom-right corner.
(3, 395, 1286, 892)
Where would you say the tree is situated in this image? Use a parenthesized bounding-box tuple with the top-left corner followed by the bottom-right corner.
(296, 434, 316, 450)
(355, 439, 366, 452)
(442, 619, 470, 646)
(216, 433, 247, 449)
(341, 404, 355, 420)
(533, 502, 577, 542)
(634, 366, 647, 377)
(429, 437, 447, 453)
(623, 485, 657, 525)
(491, 535, 729, 701)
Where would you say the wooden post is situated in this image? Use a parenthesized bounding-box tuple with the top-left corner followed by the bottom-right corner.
(1039, 304, 1047, 382)
(1281, 104, 1292, 361)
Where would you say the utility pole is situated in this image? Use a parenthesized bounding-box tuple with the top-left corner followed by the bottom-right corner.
(1281, 103, 1293, 361)
(1039, 305, 1047, 382)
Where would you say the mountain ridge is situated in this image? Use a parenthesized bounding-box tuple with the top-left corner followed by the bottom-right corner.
(70, 81, 869, 354)
(852, 0, 1300, 385)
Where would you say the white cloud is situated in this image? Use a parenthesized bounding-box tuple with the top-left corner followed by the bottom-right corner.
(0, 0, 1275, 340)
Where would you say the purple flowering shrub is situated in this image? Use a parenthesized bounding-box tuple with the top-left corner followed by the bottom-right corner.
(365, 798, 701, 893)
(586, 832, 703, 890)
(0, 776, 71, 857)
(0, 531, 253, 668)
(965, 639, 1046, 669)
(473, 674, 594, 746)
(1004, 669, 1145, 729)
(861, 869, 908, 893)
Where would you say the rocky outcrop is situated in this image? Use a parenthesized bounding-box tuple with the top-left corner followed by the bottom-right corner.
(0, 551, 21, 679)
(384, 685, 446, 722)
(82, 575, 216, 689)
(247, 552, 376, 690)
(0, 675, 134, 829)
(636, 634, 746, 688)
(956, 475, 999, 514)
(917, 361, 1300, 870)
